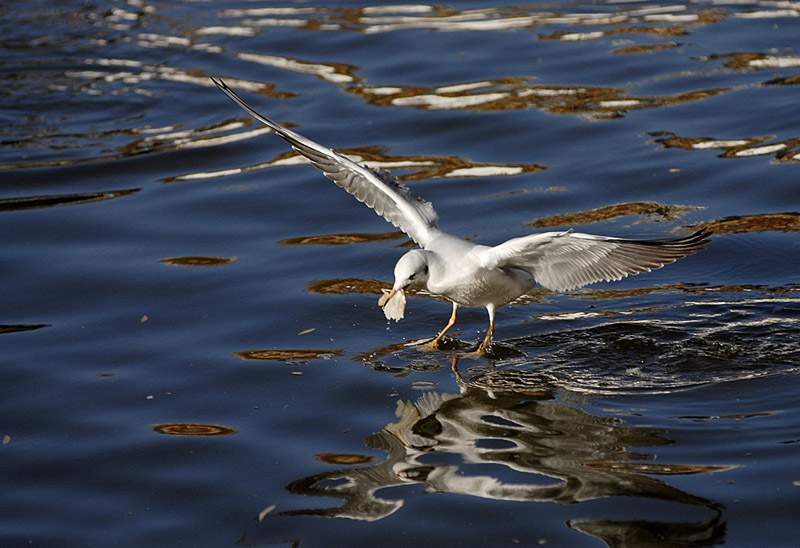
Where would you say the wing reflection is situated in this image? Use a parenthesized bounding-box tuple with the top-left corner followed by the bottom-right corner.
(269, 377, 728, 545)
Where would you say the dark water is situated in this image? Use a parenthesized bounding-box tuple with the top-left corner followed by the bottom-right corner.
(2, 1, 800, 546)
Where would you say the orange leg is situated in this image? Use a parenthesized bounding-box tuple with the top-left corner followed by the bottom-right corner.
(428, 302, 458, 349)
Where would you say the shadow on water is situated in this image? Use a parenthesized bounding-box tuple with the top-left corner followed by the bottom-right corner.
(240, 374, 728, 547)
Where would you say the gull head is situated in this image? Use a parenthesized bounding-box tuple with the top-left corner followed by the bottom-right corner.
(378, 250, 430, 321)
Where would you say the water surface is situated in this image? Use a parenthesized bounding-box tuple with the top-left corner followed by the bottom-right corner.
(2, 1, 799, 546)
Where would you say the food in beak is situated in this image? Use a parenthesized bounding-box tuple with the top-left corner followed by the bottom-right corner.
(379, 288, 406, 321)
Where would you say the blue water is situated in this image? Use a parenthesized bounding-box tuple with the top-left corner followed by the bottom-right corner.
(2, 1, 800, 546)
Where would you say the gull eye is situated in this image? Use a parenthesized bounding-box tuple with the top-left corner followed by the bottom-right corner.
(409, 273, 416, 280)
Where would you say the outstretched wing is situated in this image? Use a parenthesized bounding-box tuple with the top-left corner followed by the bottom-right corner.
(479, 229, 712, 292)
(212, 78, 440, 247)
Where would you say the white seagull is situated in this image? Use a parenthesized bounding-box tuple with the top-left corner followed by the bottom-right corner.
(212, 78, 711, 356)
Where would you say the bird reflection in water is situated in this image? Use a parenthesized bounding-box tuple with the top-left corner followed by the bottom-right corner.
(245, 370, 730, 547)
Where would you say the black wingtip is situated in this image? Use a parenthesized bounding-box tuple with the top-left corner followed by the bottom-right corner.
(675, 228, 713, 248)
(688, 228, 714, 245)
(211, 77, 236, 98)
(631, 228, 713, 251)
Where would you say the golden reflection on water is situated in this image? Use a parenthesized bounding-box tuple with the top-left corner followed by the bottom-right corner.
(692, 213, 800, 234)
(528, 201, 704, 228)
(8, 1, 800, 172)
(652, 132, 800, 162)
(170, 143, 546, 183)
(0, 111, 277, 171)
(315, 453, 376, 465)
(0, 324, 50, 334)
(279, 231, 406, 246)
(540, 25, 690, 42)
(303, 277, 436, 305)
(11, 1, 781, 169)
(152, 423, 238, 436)
(232, 349, 345, 361)
(612, 42, 680, 55)
(158, 256, 238, 267)
(522, 204, 799, 258)
(234, 52, 361, 85)
(305, 278, 389, 296)
(0, 189, 139, 211)
(69, 59, 296, 97)
(351, 80, 726, 118)
(213, 3, 771, 36)
(576, 282, 705, 302)
(719, 52, 800, 71)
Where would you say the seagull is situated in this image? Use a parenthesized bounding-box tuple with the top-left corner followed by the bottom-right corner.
(212, 78, 711, 356)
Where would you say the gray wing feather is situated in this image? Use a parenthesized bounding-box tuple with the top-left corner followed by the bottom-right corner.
(480, 229, 712, 292)
(212, 78, 439, 246)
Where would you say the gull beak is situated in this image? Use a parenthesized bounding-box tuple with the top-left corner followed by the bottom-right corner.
(378, 287, 399, 307)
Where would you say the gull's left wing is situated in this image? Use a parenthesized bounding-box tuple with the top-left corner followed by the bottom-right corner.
(479, 229, 712, 293)
(212, 78, 440, 247)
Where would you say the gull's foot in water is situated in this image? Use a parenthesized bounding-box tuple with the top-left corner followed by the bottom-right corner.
(462, 346, 495, 360)
(406, 336, 518, 360)
(405, 336, 467, 352)
(462, 341, 522, 361)
(427, 337, 467, 351)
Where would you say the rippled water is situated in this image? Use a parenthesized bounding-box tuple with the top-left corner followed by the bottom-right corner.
(2, 0, 800, 546)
